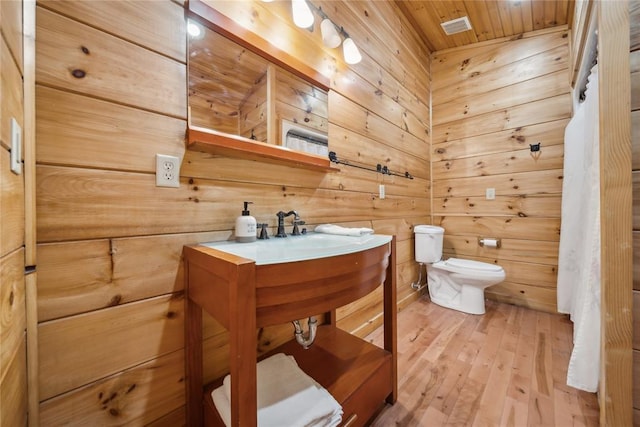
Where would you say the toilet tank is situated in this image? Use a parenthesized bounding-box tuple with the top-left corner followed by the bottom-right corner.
(414, 225, 444, 263)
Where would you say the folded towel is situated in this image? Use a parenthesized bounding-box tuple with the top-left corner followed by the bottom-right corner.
(212, 353, 342, 427)
(314, 224, 374, 237)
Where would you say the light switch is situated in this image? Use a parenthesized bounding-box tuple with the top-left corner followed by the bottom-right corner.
(486, 188, 495, 200)
(10, 118, 21, 175)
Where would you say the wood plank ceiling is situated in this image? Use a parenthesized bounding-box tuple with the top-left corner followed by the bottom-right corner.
(396, 0, 575, 52)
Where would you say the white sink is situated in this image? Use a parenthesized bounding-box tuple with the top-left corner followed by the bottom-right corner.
(202, 232, 392, 265)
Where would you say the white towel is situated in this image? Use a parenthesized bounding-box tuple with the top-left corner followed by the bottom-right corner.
(314, 224, 374, 236)
(212, 353, 342, 427)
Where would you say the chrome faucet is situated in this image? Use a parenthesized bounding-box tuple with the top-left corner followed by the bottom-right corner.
(275, 210, 298, 237)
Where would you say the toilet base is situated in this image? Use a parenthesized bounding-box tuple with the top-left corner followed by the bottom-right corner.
(428, 292, 486, 315)
(427, 269, 487, 315)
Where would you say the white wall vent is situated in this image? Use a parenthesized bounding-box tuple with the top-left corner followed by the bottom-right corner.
(440, 16, 472, 35)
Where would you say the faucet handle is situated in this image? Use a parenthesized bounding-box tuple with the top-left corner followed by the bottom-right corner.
(257, 223, 269, 239)
(292, 219, 306, 236)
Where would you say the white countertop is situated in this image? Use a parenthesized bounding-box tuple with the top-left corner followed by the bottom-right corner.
(202, 232, 392, 265)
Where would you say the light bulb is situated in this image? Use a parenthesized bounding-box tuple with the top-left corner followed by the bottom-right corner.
(342, 37, 362, 64)
(320, 19, 341, 48)
(187, 21, 202, 38)
(292, 0, 314, 28)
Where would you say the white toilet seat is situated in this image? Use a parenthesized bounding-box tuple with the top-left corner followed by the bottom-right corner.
(432, 257, 505, 280)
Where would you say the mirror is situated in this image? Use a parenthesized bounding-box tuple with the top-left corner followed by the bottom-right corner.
(189, 27, 270, 141)
(188, 16, 330, 157)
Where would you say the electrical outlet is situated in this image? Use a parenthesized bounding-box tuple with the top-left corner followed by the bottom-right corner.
(379, 184, 385, 199)
(486, 188, 496, 200)
(156, 154, 180, 188)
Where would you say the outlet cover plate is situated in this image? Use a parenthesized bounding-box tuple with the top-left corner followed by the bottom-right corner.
(156, 154, 180, 188)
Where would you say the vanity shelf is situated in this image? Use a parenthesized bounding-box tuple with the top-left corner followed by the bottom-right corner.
(187, 126, 339, 172)
(183, 235, 397, 427)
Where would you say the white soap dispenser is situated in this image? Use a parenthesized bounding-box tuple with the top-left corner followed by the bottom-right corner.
(235, 201, 257, 243)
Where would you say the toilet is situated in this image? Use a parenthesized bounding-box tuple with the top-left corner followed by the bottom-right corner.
(414, 225, 505, 315)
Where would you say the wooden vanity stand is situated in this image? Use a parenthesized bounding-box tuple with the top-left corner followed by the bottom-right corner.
(183, 236, 397, 427)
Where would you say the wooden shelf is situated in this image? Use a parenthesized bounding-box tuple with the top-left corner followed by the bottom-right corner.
(187, 126, 339, 172)
(203, 326, 393, 427)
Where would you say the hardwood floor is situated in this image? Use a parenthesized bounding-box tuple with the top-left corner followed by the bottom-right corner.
(366, 297, 599, 426)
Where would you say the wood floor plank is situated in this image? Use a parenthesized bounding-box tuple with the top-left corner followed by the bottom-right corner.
(421, 315, 467, 362)
(444, 377, 484, 427)
(368, 297, 599, 427)
(471, 348, 515, 427)
(418, 406, 448, 425)
(527, 391, 555, 426)
(430, 358, 473, 417)
(499, 396, 529, 427)
(430, 316, 480, 416)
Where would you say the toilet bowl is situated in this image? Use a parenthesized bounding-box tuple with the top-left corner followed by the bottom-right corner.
(414, 225, 505, 315)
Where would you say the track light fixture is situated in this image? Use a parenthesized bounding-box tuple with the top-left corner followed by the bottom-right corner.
(287, 0, 362, 64)
(291, 0, 314, 29)
(320, 18, 341, 48)
(342, 36, 362, 65)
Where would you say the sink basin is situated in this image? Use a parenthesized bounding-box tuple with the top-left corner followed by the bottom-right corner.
(202, 232, 392, 265)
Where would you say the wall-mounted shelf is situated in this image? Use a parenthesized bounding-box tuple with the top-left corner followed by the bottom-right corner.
(187, 126, 339, 172)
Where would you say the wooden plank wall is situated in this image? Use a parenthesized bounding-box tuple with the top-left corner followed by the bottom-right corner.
(34, 0, 430, 424)
(597, 0, 633, 423)
(431, 27, 571, 313)
(0, 0, 28, 425)
(631, 0, 640, 424)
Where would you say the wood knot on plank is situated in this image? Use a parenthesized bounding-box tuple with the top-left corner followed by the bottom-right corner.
(108, 294, 122, 307)
(71, 69, 86, 79)
(81, 46, 90, 55)
(102, 392, 117, 405)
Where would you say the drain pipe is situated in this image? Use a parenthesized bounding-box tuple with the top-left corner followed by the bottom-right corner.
(292, 317, 318, 349)
(411, 262, 428, 292)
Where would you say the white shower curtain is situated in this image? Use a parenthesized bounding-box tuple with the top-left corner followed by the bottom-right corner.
(557, 64, 600, 392)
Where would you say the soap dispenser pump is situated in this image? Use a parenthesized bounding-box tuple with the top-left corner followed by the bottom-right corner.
(235, 201, 257, 243)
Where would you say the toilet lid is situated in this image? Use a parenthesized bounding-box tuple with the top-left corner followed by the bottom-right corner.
(443, 257, 503, 272)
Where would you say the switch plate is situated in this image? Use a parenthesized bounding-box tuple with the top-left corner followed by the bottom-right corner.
(156, 154, 180, 188)
(379, 184, 385, 199)
(486, 188, 496, 200)
(10, 118, 21, 175)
